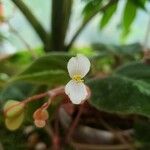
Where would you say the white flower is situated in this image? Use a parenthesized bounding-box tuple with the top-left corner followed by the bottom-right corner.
(65, 54, 91, 104)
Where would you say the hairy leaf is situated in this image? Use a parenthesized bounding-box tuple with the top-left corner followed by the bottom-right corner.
(88, 76, 150, 117)
(115, 62, 150, 83)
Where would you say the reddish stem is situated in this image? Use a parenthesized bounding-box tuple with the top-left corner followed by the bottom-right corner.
(4, 86, 65, 115)
(25, 86, 65, 104)
(24, 92, 49, 104)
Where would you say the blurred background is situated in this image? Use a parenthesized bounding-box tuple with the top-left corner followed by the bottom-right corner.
(1, 0, 150, 53)
(0, 0, 150, 150)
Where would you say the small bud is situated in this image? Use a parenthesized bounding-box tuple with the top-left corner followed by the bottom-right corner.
(33, 108, 49, 128)
(3, 100, 25, 131)
(34, 120, 46, 128)
(4, 100, 25, 118)
(5, 112, 24, 131)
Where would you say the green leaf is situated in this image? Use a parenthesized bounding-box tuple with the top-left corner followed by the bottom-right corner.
(92, 42, 142, 56)
(0, 126, 26, 149)
(12, 53, 72, 86)
(87, 76, 150, 117)
(134, 120, 150, 144)
(134, 119, 150, 149)
(131, 0, 147, 10)
(82, 0, 102, 21)
(14, 70, 68, 85)
(115, 62, 150, 83)
(0, 81, 34, 101)
(122, 0, 137, 37)
(113, 43, 143, 56)
(100, 1, 118, 29)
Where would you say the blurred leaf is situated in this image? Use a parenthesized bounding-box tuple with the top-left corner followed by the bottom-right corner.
(12, 53, 71, 86)
(0, 73, 9, 89)
(0, 126, 26, 150)
(88, 76, 150, 117)
(115, 62, 150, 83)
(0, 51, 34, 77)
(82, 0, 102, 21)
(134, 119, 150, 149)
(14, 70, 68, 85)
(131, 0, 147, 10)
(0, 81, 34, 101)
(134, 120, 150, 143)
(100, 1, 118, 29)
(113, 43, 143, 56)
(122, 0, 137, 37)
(91, 42, 115, 54)
(92, 42, 142, 56)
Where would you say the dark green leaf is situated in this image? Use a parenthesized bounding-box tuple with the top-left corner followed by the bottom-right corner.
(92, 42, 142, 56)
(0, 81, 34, 102)
(12, 53, 72, 86)
(100, 1, 118, 29)
(87, 76, 150, 117)
(115, 62, 150, 83)
(14, 70, 68, 85)
(134, 120, 150, 144)
(131, 0, 147, 10)
(0, 126, 26, 150)
(113, 43, 143, 56)
(134, 119, 150, 149)
(51, 0, 73, 51)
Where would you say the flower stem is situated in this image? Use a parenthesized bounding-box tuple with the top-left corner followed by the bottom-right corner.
(4, 86, 65, 115)
(24, 86, 65, 104)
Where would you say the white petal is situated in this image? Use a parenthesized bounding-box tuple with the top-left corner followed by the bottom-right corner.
(67, 54, 90, 78)
(65, 80, 88, 104)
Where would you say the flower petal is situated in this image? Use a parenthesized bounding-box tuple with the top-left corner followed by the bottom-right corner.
(65, 80, 88, 104)
(67, 54, 90, 78)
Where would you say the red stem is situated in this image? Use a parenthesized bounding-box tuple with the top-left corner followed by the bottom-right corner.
(24, 92, 49, 104)
(4, 86, 65, 115)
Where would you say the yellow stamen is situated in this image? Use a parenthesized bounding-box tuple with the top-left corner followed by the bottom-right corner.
(72, 75, 84, 83)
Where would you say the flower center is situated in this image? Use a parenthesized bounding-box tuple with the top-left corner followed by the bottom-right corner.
(72, 75, 83, 83)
